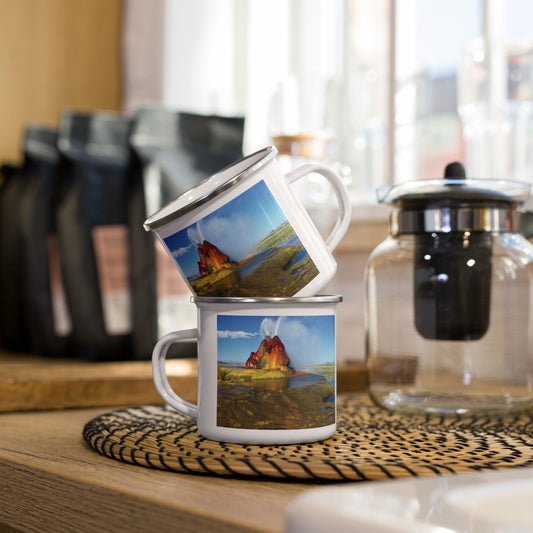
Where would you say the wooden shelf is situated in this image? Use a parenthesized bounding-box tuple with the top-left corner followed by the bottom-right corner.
(0, 352, 365, 412)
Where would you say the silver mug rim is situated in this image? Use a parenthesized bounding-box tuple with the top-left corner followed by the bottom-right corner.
(192, 294, 343, 304)
(144, 146, 277, 231)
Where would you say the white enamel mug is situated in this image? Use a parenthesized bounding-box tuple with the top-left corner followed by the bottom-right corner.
(143, 146, 351, 298)
(152, 295, 341, 444)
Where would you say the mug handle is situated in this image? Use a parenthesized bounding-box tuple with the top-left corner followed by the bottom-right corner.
(286, 163, 352, 252)
(152, 329, 199, 419)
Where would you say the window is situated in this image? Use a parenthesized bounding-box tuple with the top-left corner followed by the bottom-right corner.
(392, 0, 533, 187)
(394, 0, 481, 183)
(126, 0, 533, 207)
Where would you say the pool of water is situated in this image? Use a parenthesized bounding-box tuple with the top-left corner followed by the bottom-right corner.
(238, 235, 304, 279)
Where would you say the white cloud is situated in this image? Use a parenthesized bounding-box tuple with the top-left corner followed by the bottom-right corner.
(277, 318, 326, 367)
(217, 330, 257, 339)
(187, 225, 203, 245)
(279, 318, 308, 341)
(199, 215, 252, 258)
(172, 245, 193, 258)
(259, 317, 279, 338)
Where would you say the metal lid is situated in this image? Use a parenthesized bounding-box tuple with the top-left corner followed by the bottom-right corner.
(378, 171, 531, 234)
(144, 146, 277, 231)
(192, 295, 343, 304)
(390, 205, 519, 234)
(378, 178, 531, 207)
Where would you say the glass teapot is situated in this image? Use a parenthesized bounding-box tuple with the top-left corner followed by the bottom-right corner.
(365, 163, 533, 414)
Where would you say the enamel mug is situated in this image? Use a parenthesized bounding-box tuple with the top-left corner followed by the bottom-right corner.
(152, 295, 341, 444)
(143, 146, 351, 297)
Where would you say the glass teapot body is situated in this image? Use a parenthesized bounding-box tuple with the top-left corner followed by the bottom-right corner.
(365, 177, 533, 414)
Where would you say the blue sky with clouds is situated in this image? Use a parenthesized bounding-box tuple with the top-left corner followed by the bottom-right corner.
(217, 314, 335, 371)
(163, 180, 288, 279)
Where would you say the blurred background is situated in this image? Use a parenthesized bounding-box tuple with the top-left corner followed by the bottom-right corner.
(1, 0, 533, 363)
(3, 0, 533, 198)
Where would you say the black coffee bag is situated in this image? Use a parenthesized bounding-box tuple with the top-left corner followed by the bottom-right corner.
(0, 163, 29, 352)
(128, 106, 245, 359)
(19, 125, 73, 357)
(56, 110, 133, 361)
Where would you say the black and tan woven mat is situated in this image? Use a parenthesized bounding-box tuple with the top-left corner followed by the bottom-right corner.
(83, 394, 533, 481)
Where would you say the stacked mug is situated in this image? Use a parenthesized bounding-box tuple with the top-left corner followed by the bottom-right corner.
(145, 146, 351, 444)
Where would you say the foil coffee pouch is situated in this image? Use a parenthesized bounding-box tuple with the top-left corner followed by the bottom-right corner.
(18, 125, 73, 357)
(56, 111, 133, 361)
(0, 163, 29, 352)
(127, 106, 245, 359)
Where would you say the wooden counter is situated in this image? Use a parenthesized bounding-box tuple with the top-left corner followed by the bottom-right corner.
(0, 355, 365, 532)
(0, 406, 326, 533)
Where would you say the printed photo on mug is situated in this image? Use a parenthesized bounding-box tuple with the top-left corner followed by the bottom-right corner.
(162, 179, 319, 297)
(216, 313, 335, 430)
(151, 295, 341, 444)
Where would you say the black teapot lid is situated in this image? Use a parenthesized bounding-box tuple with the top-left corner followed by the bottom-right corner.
(379, 163, 532, 234)
(378, 162, 531, 208)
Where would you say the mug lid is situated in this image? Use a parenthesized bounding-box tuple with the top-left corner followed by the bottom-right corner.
(143, 146, 277, 231)
(192, 295, 343, 304)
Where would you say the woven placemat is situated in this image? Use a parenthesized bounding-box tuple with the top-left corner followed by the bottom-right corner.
(83, 394, 533, 481)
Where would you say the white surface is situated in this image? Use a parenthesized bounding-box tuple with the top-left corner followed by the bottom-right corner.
(286, 467, 533, 532)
